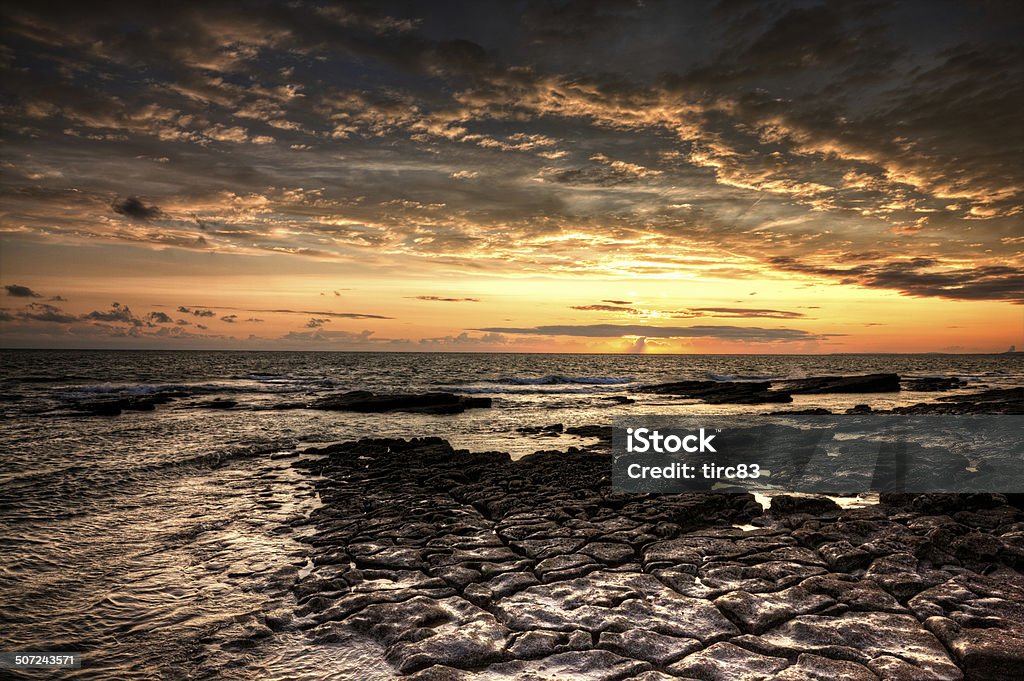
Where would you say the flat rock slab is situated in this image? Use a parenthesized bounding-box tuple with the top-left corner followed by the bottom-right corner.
(313, 391, 491, 414)
(784, 373, 901, 394)
(290, 437, 1023, 679)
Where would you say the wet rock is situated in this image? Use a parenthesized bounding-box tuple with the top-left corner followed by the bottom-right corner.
(714, 585, 834, 634)
(407, 650, 651, 680)
(564, 424, 613, 440)
(770, 495, 840, 516)
(892, 387, 1024, 415)
(313, 390, 491, 414)
(905, 377, 968, 392)
(517, 423, 563, 435)
(77, 399, 124, 416)
(912, 574, 1024, 681)
(740, 611, 962, 680)
(801, 575, 906, 612)
(535, 553, 599, 583)
(580, 542, 634, 565)
(640, 380, 792, 404)
(775, 653, 877, 680)
(817, 541, 872, 572)
(668, 641, 789, 680)
(597, 628, 701, 665)
(75, 395, 167, 415)
(290, 436, 1022, 680)
(506, 630, 565, 658)
(492, 570, 738, 642)
(785, 373, 900, 394)
(950, 532, 1005, 563)
(343, 595, 509, 674)
(197, 398, 237, 409)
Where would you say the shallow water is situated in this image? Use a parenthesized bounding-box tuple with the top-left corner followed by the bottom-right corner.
(1, 350, 1021, 678)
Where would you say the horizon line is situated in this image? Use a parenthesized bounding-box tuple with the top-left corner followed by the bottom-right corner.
(2, 347, 1020, 357)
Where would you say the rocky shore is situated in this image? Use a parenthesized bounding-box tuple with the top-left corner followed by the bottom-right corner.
(61, 374, 1024, 416)
(282, 436, 1024, 680)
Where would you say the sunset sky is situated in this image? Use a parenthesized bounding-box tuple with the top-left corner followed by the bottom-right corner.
(1, 1, 1022, 353)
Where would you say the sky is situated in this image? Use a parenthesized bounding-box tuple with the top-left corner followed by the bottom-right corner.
(1, 0, 1022, 353)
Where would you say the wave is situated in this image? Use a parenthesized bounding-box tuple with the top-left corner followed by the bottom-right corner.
(706, 373, 775, 382)
(484, 375, 635, 386)
(452, 385, 630, 395)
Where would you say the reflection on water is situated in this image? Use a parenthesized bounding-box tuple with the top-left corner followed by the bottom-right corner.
(2, 452, 321, 680)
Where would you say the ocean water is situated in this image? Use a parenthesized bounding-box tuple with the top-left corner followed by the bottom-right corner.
(1, 350, 1021, 679)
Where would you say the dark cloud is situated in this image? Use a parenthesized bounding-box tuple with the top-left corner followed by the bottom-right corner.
(409, 296, 480, 302)
(220, 314, 238, 323)
(570, 304, 638, 313)
(5, 284, 42, 298)
(603, 300, 633, 305)
(112, 196, 162, 221)
(1, 0, 1021, 342)
(146, 311, 174, 324)
(686, 307, 806, 319)
(770, 257, 1024, 304)
(474, 323, 824, 342)
(305, 317, 330, 328)
(17, 302, 77, 323)
(177, 306, 216, 317)
(189, 306, 392, 319)
(84, 302, 141, 325)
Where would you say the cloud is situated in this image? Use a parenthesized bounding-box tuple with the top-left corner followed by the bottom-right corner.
(177, 306, 216, 317)
(626, 337, 647, 354)
(305, 317, 330, 328)
(112, 196, 162, 221)
(409, 296, 480, 302)
(571, 304, 639, 313)
(419, 332, 508, 346)
(5, 284, 42, 298)
(771, 257, 1024, 304)
(84, 302, 141, 325)
(1, 0, 1021, 353)
(550, 154, 661, 186)
(281, 328, 377, 342)
(189, 306, 392, 319)
(220, 314, 238, 323)
(17, 302, 77, 323)
(474, 324, 826, 342)
(685, 307, 806, 319)
(146, 311, 174, 324)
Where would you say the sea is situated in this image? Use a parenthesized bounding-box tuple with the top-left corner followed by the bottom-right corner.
(1, 350, 1021, 679)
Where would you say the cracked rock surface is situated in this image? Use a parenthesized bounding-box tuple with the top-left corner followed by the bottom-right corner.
(289, 437, 1024, 680)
